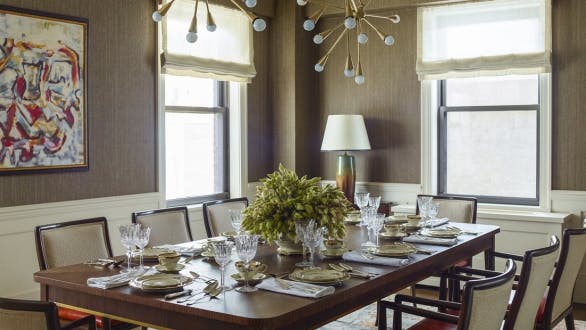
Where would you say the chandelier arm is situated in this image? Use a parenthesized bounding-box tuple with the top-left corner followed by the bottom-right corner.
(320, 28, 348, 63)
(304, 0, 345, 11)
(361, 18, 386, 40)
(189, 0, 200, 33)
(228, 0, 258, 21)
(364, 14, 400, 23)
(349, 0, 359, 12)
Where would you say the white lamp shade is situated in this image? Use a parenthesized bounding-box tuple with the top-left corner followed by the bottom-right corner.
(321, 115, 371, 151)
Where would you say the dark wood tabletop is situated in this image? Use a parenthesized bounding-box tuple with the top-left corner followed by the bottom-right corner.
(34, 222, 499, 330)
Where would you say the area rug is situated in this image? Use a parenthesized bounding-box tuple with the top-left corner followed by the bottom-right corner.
(319, 297, 586, 330)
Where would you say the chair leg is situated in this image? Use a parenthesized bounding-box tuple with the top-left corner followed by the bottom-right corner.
(374, 300, 379, 327)
(377, 301, 387, 330)
(565, 311, 576, 330)
(410, 285, 417, 307)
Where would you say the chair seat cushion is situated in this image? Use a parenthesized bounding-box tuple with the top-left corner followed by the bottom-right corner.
(59, 307, 123, 328)
(409, 318, 458, 330)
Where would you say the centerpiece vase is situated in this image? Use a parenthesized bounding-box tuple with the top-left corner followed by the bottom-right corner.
(275, 238, 304, 256)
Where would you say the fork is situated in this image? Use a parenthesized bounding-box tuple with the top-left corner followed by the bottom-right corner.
(275, 278, 322, 294)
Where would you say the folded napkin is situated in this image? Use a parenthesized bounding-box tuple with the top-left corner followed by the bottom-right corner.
(403, 235, 458, 246)
(428, 218, 449, 227)
(87, 268, 154, 289)
(342, 251, 410, 267)
(256, 278, 335, 298)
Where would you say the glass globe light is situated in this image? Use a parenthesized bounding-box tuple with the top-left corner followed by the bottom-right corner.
(297, 0, 308, 5)
(344, 68, 355, 78)
(355, 75, 365, 84)
(314, 63, 325, 72)
(384, 35, 395, 46)
(357, 33, 368, 44)
(253, 18, 267, 32)
(207, 24, 217, 32)
(344, 17, 356, 29)
(245, 0, 257, 8)
(186, 32, 198, 43)
(313, 34, 324, 44)
(303, 19, 316, 31)
(152, 11, 163, 22)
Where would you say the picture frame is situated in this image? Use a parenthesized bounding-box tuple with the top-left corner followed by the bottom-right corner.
(0, 5, 88, 174)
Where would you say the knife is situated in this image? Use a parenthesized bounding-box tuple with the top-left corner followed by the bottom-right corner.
(164, 289, 192, 300)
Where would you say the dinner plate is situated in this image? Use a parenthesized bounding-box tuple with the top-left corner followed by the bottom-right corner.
(421, 227, 461, 238)
(129, 274, 192, 293)
(289, 269, 349, 285)
(132, 248, 172, 261)
(380, 232, 407, 239)
(230, 273, 267, 285)
(155, 263, 185, 274)
(370, 243, 416, 258)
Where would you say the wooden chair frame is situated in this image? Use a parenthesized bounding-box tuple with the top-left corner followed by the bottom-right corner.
(202, 197, 249, 238)
(132, 206, 193, 242)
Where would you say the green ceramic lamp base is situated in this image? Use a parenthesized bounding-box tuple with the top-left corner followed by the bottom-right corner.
(335, 152, 356, 203)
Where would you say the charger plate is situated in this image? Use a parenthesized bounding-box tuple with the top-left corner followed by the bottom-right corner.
(129, 274, 192, 293)
(421, 227, 461, 238)
(289, 269, 350, 285)
(369, 243, 416, 258)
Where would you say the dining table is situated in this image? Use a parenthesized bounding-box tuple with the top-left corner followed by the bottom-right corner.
(34, 222, 499, 330)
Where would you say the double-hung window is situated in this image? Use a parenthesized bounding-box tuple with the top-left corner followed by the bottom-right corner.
(160, 0, 256, 205)
(418, 0, 551, 207)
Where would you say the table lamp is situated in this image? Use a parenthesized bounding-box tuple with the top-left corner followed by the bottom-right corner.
(321, 114, 371, 203)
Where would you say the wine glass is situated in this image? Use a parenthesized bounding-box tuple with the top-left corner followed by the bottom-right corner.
(234, 234, 260, 292)
(355, 192, 370, 227)
(294, 220, 311, 268)
(229, 209, 244, 234)
(427, 202, 439, 227)
(301, 220, 324, 269)
(417, 196, 433, 226)
(369, 196, 381, 212)
(211, 241, 234, 290)
(119, 224, 137, 273)
(134, 225, 151, 270)
(361, 206, 377, 247)
(371, 214, 385, 247)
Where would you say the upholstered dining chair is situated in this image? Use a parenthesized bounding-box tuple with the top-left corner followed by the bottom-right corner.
(377, 259, 517, 330)
(442, 235, 560, 330)
(202, 197, 248, 237)
(534, 228, 586, 330)
(35, 217, 136, 330)
(132, 206, 192, 247)
(0, 297, 95, 330)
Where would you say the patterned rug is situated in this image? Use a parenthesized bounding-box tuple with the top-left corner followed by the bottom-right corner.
(319, 297, 586, 330)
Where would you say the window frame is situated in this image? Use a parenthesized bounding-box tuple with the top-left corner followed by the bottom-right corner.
(164, 79, 230, 207)
(437, 80, 540, 205)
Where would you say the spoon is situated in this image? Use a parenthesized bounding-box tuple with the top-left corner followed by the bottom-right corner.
(186, 286, 223, 305)
(177, 281, 218, 303)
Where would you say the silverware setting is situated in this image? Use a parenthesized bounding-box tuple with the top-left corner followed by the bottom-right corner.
(185, 286, 223, 305)
(328, 263, 373, 279)
(178, 281, 218, 303)
(275, 278, 322, 294)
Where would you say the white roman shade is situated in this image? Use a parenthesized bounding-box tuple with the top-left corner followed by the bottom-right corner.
(162, 0, 256, 83)
(417, 0, 551, 80)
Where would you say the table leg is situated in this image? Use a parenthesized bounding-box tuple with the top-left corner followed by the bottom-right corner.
(484, 236, 496, 270)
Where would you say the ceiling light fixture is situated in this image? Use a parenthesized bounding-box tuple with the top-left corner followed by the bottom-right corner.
(297, 0, 399, 85)
(152, 0, 267, 43)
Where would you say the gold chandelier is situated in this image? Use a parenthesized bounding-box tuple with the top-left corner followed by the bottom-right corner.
(152, 0, 267, 43)
(297, 0, 400, 84)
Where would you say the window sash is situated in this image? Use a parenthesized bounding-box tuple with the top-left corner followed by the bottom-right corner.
(437, 80, 540, 206)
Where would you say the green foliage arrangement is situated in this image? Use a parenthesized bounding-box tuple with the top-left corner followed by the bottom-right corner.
(242, 164, 352, 243)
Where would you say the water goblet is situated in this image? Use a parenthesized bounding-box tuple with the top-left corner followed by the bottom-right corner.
(211, 241, 234, 290)
(427, 202, 439, 227)
(417, 196, 433, 227)
(119, 224, 137, 273)
(134, 225, 151, 270)
(369, 196, 382, 212)
(361, 206, 377, 247)
(301, 220, 324, 269)
(355, 192, 370, 227)
(229, 209, 244, 234)
(294, 220, 312, 268)
(371, 214, 385, 247)
(234, 234, 260, 292)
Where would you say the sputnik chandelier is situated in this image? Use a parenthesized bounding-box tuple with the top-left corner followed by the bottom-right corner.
(296, 0, 400, 84)
(152, 0, 267, 43)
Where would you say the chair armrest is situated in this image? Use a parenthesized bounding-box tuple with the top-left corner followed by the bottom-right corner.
(452, 266, 502, 277)
(381, 300, 460, 324)
(490, 251, 524, 261)
(395, 294, 462, 310)
(61, 315, 96, 330)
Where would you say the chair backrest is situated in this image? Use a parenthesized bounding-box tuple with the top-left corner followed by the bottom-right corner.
(0, 297, 60, 330)
(202, 197, 248, 237)
(416, 194, 477, 223)
(541, 228, 586, 326)
(458, 259, 516, 330)
(35, 218, 113, 270)
(132, 207, 192, 247)
(505, 235, 560, 330)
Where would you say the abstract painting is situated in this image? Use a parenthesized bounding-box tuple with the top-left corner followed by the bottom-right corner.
(0, 6, 87, 173)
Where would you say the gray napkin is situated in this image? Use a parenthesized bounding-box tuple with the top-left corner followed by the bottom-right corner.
(342, 251, 410, 267)
(257, 278, 335, 298)
(403, 235, 458, 246)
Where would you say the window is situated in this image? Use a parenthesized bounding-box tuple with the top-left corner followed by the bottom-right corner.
(165, 76, 229, 206)
(438, 75, 539, 205)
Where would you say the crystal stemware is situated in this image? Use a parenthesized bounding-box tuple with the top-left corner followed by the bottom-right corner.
(369, 196, 382, 212)
(119, 224, 137, 273)
(361, 206, 377, 247)
(229, 209, 244, 234)
(134, 225, 151, 270)
(355, 192, 370, 227)
(371, 213, 385, 247)
(211, 241, 234, 290)
(294, 220, 312, 268)
(234, 234, 260, 292)
(301, 219, 324, 269)
(417, 196, 433, 227)
(427, 202, 439, 227)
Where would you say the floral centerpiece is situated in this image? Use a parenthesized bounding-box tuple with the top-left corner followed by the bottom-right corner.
(242, 164, 352, 244)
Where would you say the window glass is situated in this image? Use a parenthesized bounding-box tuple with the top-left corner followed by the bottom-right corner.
(446, 75, 538, 106)
(165, 75, 215, 107)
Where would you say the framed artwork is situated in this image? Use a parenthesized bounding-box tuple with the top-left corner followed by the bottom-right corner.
(0, 6, 88, 174)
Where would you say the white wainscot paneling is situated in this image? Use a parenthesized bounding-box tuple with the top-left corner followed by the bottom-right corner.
(0, 193, 161, 300)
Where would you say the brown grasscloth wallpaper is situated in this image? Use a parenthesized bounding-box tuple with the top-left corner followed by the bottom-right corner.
(0, 0, 157, 207)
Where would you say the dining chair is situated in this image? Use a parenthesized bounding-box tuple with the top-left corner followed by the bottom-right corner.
(132, 206, 192, 247)
(377, 259, 517, 330)
(534, 227, 586, 330)
(442, 235, 560, 330)
(202, 197, 248, 237)
(0, 297, 95, 330)
(35, 217, 136, 330)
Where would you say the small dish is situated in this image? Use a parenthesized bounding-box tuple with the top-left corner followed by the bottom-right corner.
(386, 215, 408, 224)
(130, 274, 192, 293)
(421, 227, 462, 238)
(230, 273, 267, 285)
(201, 250, 214, 257)
(380, 232, 407, 240)
(321, 248, 347, 259)
(132, 247, 172, 261)
(369, 243, 416, 258)
(155, 263, 186, 273)
(220, 231, 237, 239)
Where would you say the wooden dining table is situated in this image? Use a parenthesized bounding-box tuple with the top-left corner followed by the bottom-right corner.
(34, 222, 499, 330)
